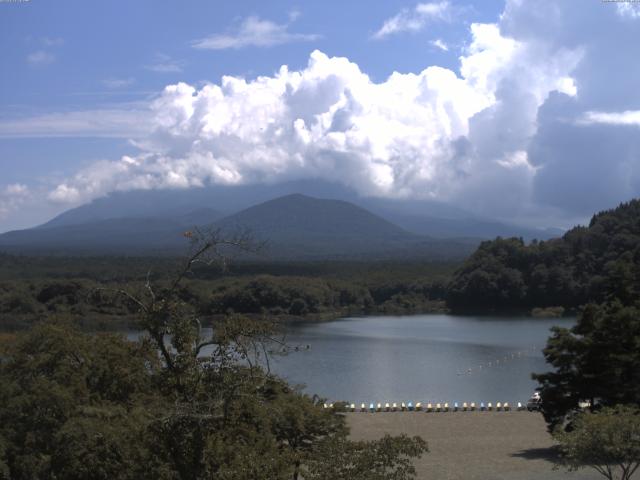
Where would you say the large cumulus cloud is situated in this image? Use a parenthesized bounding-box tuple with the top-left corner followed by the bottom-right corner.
(498, 0, 640, 219)
(42, 0, 640, 227)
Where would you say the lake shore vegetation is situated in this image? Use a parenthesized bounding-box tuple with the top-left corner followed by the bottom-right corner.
(0, 232, 428, 479)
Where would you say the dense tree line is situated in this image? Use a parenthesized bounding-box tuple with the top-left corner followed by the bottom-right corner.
(0, 268, 450, 330)
(447, 200, 640, 311)
(208, 275, 446, 317)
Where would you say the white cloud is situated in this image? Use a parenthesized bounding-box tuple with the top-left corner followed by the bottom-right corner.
(46, 26, 579, 217)
(617, 3, 640, 19)
(288, 9, 302, 22)
(373, 1, 451, 39)
(145, 54, 184, 73)
(0, 106, 152, 138)
(192, 15, 320, 50)
(580, 110, 640, 126)
(48, 184, 81, 204)
(26, 50, 56, 66)
(25, 37, 63, 69)
(496, 150, 535, 171)
(4, 184, 29, 197)
(416, 1, 450, 17)
(42, 37, 64, 47)
(0, 184, 30, 220)
(102, 77, 136, 89)
(21, 0, 639, 229)
(430, 39, 449, 51)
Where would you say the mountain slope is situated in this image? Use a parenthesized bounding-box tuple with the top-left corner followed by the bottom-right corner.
(38, 180, 355, 229)
(34, 180, 562, 240)
(0, 208, 222, 255)
(381, 213, 562, 241)
(0, 194, 475, 259)
(214, 194, 416, 259)
(217, 194, 408, 238)
(213, 194, 476, 260)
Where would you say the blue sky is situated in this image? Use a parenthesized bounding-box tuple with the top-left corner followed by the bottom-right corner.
(0, 0, 639, 232)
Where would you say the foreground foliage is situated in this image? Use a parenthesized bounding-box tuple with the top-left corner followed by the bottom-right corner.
(0, 325, 428, 480)
(554, 405, 640, 480)
(0, 235, 427, 479)
(533, 302, 640, 430)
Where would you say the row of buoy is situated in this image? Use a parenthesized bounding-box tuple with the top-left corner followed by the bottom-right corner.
(456, 346, 540, 376)
(269, 344, 311, 354)
(324, 401, 530, 412)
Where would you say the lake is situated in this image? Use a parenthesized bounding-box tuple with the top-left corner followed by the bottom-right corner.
(265, 314, 573, 405)
(127, 313, 573, 406)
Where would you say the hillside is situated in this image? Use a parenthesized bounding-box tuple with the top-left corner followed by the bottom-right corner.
(0, 194, 475, 260)
(210, 194, 476, 260)
(446, 199, 640, 310)
(28, 180, 560, 240)
(0, 209, 221, 255)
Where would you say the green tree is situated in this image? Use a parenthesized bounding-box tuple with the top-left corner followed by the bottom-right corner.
(0, 321, 160, 479)
(554, 405, 640, 480)
(533, 302, 640, 430)
(304, 434, 428, 480)
(0, 229, 428, 479)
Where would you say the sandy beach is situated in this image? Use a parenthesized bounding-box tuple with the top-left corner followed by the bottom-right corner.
(347, 411, 601, 480)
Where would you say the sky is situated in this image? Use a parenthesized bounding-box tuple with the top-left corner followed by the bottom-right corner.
(0, 0, 639, 232)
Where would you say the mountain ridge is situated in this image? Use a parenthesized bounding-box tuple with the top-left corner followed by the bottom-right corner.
(31, 181, 561, 241)
(0, 193, 476, 260)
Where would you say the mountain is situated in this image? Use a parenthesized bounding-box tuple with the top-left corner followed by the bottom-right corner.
(218, 194, 408, 240)
(38, 180, 356, 230)
(33, 180, 562, 240)
(379, 212, 563, 241)
(0, 194, 475, 259)
(0, 178, 564, 258)
(0, 208, 222, 255)
(215, 194, 472, 260)
(352, 194, 561, 240)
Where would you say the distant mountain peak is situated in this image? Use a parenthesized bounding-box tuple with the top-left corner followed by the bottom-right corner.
(0, 181, 561, 258)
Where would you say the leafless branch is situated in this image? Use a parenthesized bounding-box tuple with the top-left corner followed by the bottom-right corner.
(145, 269, 156, 303)
(95, 287, 149, 313)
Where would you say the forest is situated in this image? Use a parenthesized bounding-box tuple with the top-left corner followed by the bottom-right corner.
(447, 199, 640, 311)
(0, 200, 640, 330)
(0, 255, 454, 331)
(3, 200, 640, 331)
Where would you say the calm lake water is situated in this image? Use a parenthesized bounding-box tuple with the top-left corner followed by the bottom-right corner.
(127, 314, 573, 405)
(265, 314, 573, 405)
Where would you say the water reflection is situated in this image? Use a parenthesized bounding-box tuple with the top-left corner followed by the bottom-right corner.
(126, 314, 573, 405)
(267, 314, 573, 404)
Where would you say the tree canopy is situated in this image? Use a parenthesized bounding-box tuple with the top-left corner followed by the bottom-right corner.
(554, 405, 640, 480)
(0, 232, 428, 479)
(532, 301, 640, 430)
(447, 199, 640, 311)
